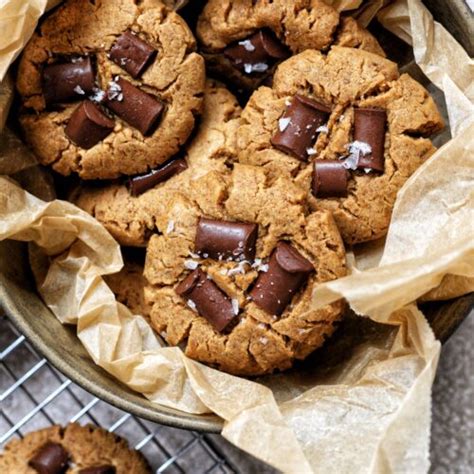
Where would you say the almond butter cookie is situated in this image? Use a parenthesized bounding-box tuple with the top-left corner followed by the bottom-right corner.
(236, 46, 444, 244)
(16, 0, 205, 180)
(0, 424, 150, 473)
(196, 0, 385, 93)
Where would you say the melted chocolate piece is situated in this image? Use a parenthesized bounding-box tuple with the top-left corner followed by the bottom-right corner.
(176, 269, 236, 332)
(224, 29, 289, 74)
(43, 57, 95, 106)
(271, 95, 331, 160)
(110, 31, 156, 78)
(249, 242, 313, 316)
(128, 158, 187, 196)
(65, 101, 114, 149)
(79, 466, 116, 474)
(195, 218, 258, 261)
(312, 160, 349, 198)
(353, 108, 387, 172)
(29, 442, 69, 474)
(105, 77, 164, 135)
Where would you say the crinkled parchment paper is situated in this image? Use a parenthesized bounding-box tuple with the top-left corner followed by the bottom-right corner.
(1, 0, 473, 472)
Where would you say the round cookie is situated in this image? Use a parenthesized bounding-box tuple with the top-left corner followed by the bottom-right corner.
(144, 163, 347, 376)
(197, 0, 385, 93)
(72, 80, 241, 246)
(0, 423, 150, 473)
(236, 46, 444, 244)
(17, 0, 205, 179)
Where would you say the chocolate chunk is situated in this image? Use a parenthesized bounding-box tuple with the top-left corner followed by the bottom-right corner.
(249, 242, 313, 316)
(128, 158, 187, 196)
(176, 269, 236, 332)
(29, 442, 69, 474)
(195, 218, 258, 261)
(43, 57, 95, 106)
(110, 31, 156, 78)
(312, 160, 349, 198)
(79, 466, 116, 474)
(65, 101, 114, 149)
(105, 77, 164, 135)
(224, 29, 289, 75)
(353, 108, 387, 172)
(271, 95, 331, 160)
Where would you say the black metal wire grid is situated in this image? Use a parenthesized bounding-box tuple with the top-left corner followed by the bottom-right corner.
(0, 313, 242, 473)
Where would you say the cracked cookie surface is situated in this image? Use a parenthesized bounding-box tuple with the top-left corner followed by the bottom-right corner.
(236, 46, 444, 244)
(0, 423, 150, 473)
(196, 0, 385, 93)
(73, 80, 240, 246)
(17, 0, 205, 179)
(144, 163, 347, 376)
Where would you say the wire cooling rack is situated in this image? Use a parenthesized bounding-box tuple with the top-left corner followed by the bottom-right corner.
(0, 313, 272, 473)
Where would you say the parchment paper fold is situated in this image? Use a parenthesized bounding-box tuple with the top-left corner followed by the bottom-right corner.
(0, 0, 473, 472)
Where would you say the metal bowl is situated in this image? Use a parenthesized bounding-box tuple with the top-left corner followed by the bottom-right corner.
(1, 0, 472, 433)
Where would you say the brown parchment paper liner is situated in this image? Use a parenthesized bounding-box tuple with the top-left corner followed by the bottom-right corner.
(0, 0, 473, 472)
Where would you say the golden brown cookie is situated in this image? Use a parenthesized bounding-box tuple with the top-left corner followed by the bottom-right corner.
(105, 250, 152, 318)
(17, 0, 205, 180)
(72, 80, 241, 246)
(0, 424, 150, 473)
(236, 46, 444, 244)
(144, 163, 347, 376)
(197, 0, 385, 93)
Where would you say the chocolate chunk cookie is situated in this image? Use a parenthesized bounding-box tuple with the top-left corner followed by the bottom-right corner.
(144, 163, 347, 376)
(17, 0, 205, 179)
(73, 81, 241, 246)
(236, 46, 444, 244)
(0, 424, 150, 473)
(197, 0, 385, 93)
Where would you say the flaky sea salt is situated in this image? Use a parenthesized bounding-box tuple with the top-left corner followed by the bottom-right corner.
(278, 117, 291, 132)
(228, 260, 249, 276)
(73, 85, 85, 95)
(316, 125, 329, 133)
(231, 299, 240, 315)
(184, 259, 199, 270)
(90, 88, 106, 103)
(258, 322, 267, 329)
(306, 147, 317, 156)
(342, 140, 372, 170)
(107, 78, 123, 101)
(166, 220, 175, 234)
(285, 98, 292, 107)
(238, 39, 256, 52)
(244, 62, 268, 74)
(259, 337, 268, 345)
(187, 300, 197, 311)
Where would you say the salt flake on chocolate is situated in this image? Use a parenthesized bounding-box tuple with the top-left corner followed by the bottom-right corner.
(279, 117, 291, 132)
(231, 299, 240, 315)
(238, 39, 256, 52)
(184, 259, 199, 270)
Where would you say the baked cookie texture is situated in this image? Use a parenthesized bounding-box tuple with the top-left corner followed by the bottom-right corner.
(0, 423, 150, 473)
(105, 255, 152, 318)
(73, 80, 241, 246)
(144, 163, 347, 376)
(236, 46, 444, 244)
(197, 0, 385, 92)
(17, 0, 205, 179)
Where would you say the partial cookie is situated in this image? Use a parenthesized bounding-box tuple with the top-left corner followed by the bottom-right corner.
(105, 250, 152, 318)
(144, 163, 347, 376)
(73, 80, 241, 246)
(236, 47, 444, 244)
(17, 0, 205, 179)
(0, 423, 150, 473)
(197, 0, 385, 93)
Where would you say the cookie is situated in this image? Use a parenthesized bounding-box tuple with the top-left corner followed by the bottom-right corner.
(235, 46, 444, 244)
(73, 80, 241, 246)
(105, 250, 152, 318)
(144, 163, 347, 376)
(196, 0, 385, 93)
(0, 423, 150, 473)
(16, 0, 205, 180)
